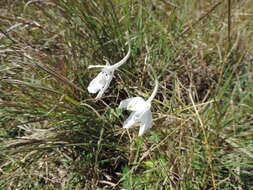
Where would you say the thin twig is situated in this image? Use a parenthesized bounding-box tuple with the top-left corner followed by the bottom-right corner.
(227, 0, 232, 49)
(179, 1, 223, 38)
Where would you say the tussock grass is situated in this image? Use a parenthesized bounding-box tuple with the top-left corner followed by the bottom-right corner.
(0, 0, 253, 189)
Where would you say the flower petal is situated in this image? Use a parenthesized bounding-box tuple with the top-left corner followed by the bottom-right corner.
(118, 97, 139, 108)
(95, 72, 113, 99)
(118, 97, 146, 111)
(127, 97, 147, 111)
(88, 65, 108, 69)
(87, 72, 106, 93)
(138, 110, 152, 136)
(123, 112, 137, 129)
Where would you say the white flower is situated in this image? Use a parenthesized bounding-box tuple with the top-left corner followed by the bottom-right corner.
(118, 77, 158, 136)
(87, 45, 131, 99)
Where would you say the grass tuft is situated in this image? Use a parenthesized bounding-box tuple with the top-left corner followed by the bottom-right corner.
(0, 0, 253, 189)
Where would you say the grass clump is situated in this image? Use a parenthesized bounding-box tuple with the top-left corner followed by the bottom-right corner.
(0, 0, 253, 189)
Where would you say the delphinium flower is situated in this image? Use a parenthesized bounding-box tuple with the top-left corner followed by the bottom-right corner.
(118, 66, 158, 136)
(87, 43, 131, 99)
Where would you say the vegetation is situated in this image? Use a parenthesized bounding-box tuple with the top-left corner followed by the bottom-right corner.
(0, 0, 252, 189)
